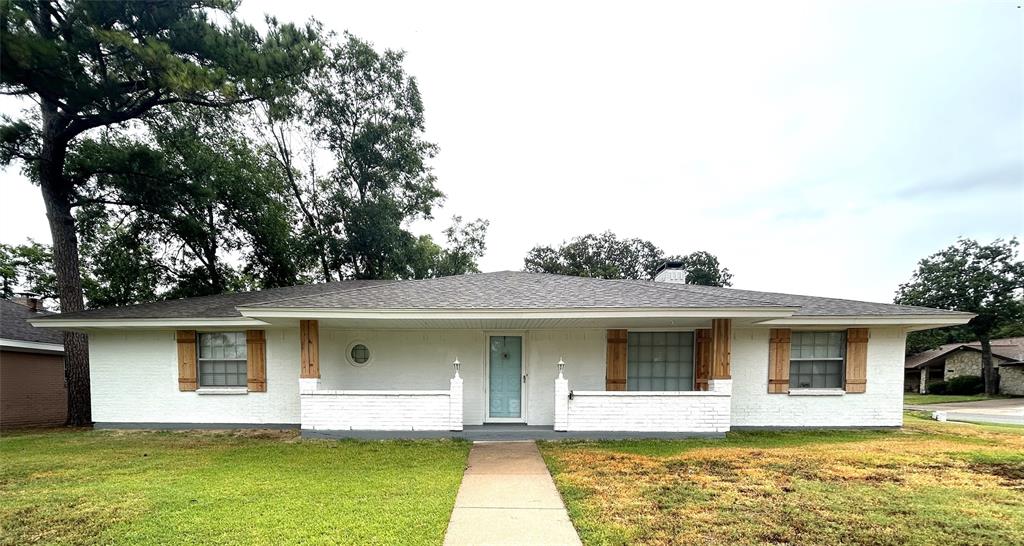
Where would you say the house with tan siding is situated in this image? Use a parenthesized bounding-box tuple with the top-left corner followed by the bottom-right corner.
(30, 268, 972, 436)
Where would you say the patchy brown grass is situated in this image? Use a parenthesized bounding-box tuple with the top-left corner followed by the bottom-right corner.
(540, 416, 1024, 545)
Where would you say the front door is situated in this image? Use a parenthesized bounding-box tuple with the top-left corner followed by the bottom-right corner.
(488, 335, 523, 421)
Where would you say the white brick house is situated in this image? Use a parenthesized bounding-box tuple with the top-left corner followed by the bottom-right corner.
(32, 269, 972, 435)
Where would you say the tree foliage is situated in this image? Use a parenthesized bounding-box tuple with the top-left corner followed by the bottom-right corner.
(671, 250, 734, 287)
(523, 231, 732, 285)
(259, 33, 480, 282)
(0, 240, 57, 306)
(895, 237, 1024, 393)
(1, 0, 322, 425)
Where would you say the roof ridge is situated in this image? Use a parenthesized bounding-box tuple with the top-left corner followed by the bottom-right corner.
(618, 279, 793, 307)
(239, 278, 401, 308)
(654, 281, 969, 313)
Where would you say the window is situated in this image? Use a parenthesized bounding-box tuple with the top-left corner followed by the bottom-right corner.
(789, 331, 845, 389)
(198, 332, 247, 387)
(627, 331, 695, 391)
(349, 343, 370, 366)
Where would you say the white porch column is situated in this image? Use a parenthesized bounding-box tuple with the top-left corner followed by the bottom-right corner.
(449, 362, 464, 431)
(554, 360, 569, 432)
(919, 368, 928, 394)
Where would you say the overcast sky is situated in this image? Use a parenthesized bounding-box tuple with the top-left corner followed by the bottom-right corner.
(1, 0, 1021, 302)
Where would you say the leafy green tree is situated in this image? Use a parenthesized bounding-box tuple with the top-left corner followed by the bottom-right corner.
(671, 251, 733, 287)
(895, 238, 1024, 394)
(407, 216, 490, 279)
(72, 107, 301, 300)
(0, 0, 321, 425)
(0, 240, 57, 306)
(524, 232, 733, 285)
(524, 231, 664, 280)
(262, 33, 449, 281)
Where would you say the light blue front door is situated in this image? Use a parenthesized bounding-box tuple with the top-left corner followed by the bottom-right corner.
(488, 336, 523, 419)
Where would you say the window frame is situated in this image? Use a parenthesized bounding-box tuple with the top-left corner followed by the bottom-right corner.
(788, 330, 846, 390)
(625, 330, 697, 392)
(196, 331, 248, 389)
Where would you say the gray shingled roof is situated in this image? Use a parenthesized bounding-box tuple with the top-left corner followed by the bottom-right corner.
(634, 281, 965, 317)
(31, 271, 969, 321)
(905, 338, 1023, 369)
(248, 271, 787, 310)
(1, 299, 63, 344)
(34, 280, 392, 321)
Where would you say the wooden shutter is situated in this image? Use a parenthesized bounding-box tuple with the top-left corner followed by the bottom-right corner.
(246, 330, 267, 392)
(176, 330, 197, 391)
(710, 319, 732, 379)
(768, 328, 791, 394)
(300, 320, 320, 379)
(605, 329, 627, 391)
(845, 328, 869, 393)
(695, 329, 712, 391)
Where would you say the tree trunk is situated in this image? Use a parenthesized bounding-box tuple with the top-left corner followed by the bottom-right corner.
(39, 103, 91, 426)
(979, 336, 997, 395)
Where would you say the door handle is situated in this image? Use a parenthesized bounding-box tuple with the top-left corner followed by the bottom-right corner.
(522, 374, 528, 383)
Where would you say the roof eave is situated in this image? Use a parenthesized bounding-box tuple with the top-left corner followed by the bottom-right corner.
(0, 338, 65, 354)
(29, 317, 269, 330)
(757, 313, 974, 329)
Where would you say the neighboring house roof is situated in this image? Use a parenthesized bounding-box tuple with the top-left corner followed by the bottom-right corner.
(904, 339, 1021, 370)
(0, 298, 63, 347)
(30, 271, 970, 324)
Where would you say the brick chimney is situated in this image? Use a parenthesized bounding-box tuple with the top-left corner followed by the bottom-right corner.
(13, 291, 41, 312)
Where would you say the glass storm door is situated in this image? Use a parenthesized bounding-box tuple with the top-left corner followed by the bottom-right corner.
(488, 336, 523, 419)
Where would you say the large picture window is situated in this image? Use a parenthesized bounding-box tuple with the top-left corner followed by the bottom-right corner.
(627, 331, 695, 391)
(789, 331, 845, 389)
(198, 332, 247, 387)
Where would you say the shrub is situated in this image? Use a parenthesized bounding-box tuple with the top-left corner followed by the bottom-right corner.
(946, 375, 984, 395)
(928, 381, 948, 395)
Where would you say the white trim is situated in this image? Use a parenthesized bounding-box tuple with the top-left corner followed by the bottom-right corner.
(239, 307, 799, 320)
(787, 388, 846, 396)
(29, 318, 269, 329)
(484, 332, 528, 423)
(0, 338, 65, 354)
(570, 390, 729, 397)
(756, 315, 972, 327)
(304, 389, 451, 396)
(196, 387, 248, 395)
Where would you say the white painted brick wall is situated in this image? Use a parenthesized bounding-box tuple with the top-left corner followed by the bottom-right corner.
(300, 391, 453, 431)
(563, 390, 731, 432)
(730, 327, 907, 427)
(300, 377, 463, 431)
(90, 328, 300, 425)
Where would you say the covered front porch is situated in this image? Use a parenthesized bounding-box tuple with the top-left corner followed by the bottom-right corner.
(271, 314, 740, 435)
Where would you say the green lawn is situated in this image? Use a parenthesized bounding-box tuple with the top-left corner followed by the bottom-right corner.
(904, 393, 1013, 405)
(0, 429, 470, 545)
(540, 416, 1024, 545)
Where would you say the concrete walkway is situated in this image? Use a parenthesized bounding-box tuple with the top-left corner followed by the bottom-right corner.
(444, 441, 582, 546)
(906, 398, 1024, 426)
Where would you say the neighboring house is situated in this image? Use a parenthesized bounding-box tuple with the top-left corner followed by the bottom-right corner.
(31, 268, 971, 434)
(1, 296, 66, 428)
(904, 337, 1024, 394)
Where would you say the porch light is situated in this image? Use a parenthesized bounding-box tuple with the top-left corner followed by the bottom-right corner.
(452, 358, 461, 373)
(557, 357, 565, 375)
